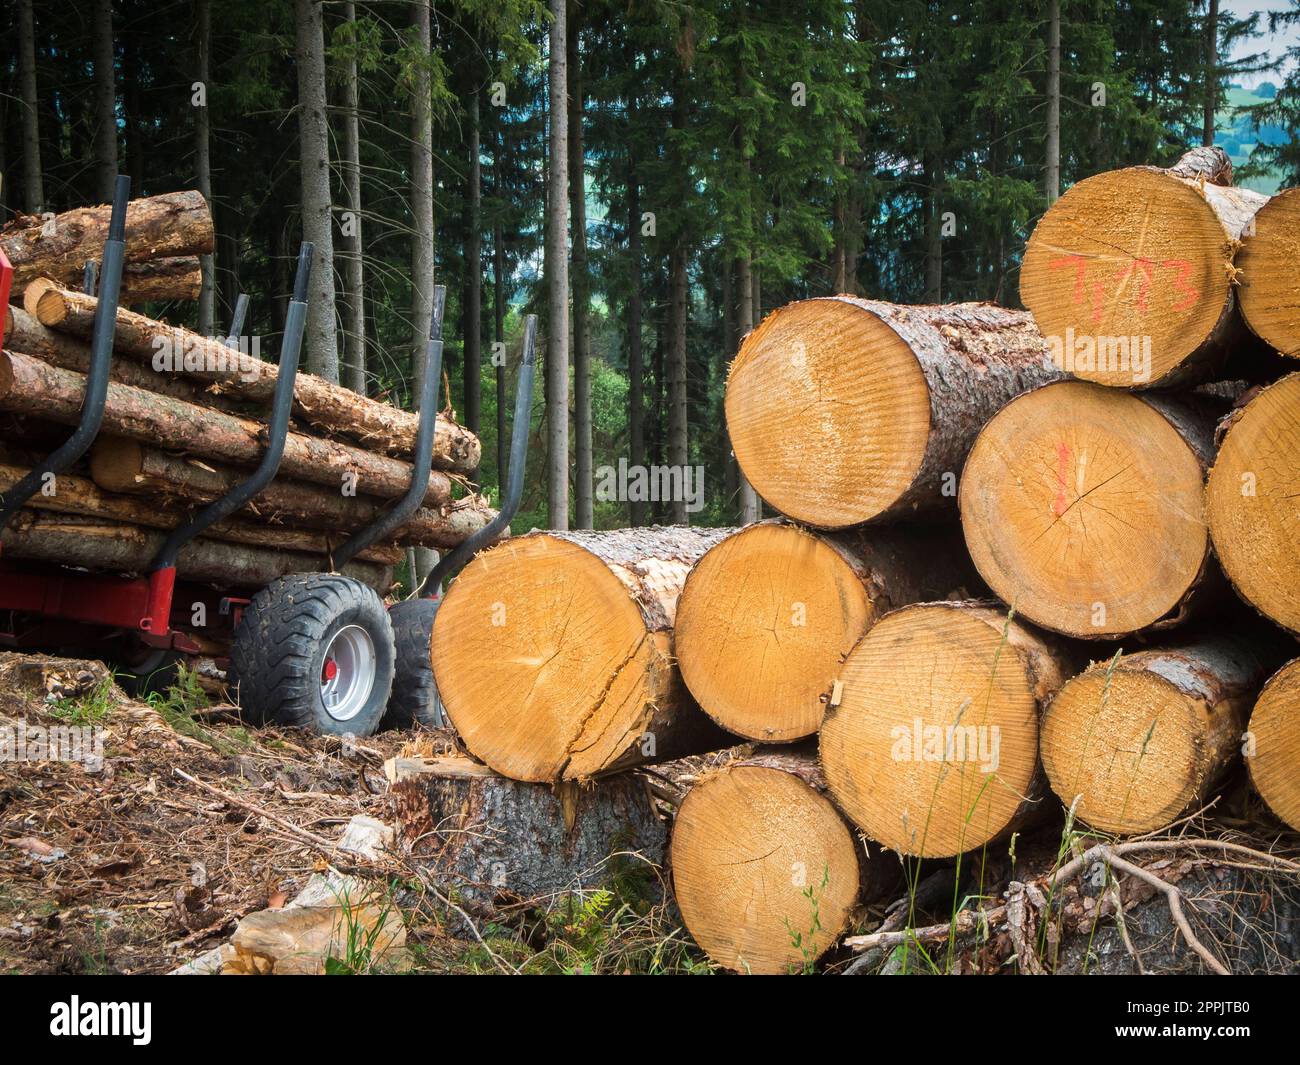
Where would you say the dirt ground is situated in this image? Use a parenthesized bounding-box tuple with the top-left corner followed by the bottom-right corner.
(2, 651, 1298, 976)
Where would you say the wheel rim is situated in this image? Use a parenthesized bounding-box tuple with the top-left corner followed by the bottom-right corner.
(320, 624, 377, 723)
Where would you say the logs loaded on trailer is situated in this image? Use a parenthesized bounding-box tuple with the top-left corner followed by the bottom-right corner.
(0, 190, 213, 303)
(0, 184, 502, 742)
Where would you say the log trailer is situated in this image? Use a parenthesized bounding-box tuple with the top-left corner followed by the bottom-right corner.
(0, 176, 537, 738)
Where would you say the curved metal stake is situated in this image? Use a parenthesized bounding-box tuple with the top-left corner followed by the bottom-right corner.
(419, 313, 537, 596)
(0, 174, 131, 537)
(332, 285, 446, 570)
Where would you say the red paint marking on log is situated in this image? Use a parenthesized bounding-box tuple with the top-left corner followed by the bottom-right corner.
(1054, 442, 1071, 517)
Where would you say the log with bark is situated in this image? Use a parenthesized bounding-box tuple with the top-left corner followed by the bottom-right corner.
(0, 350, 454, 505)
(390, 754, 667, 923)
(0, 462, 401, 563)
(960, 380, 1218, 639)
(27, 280, 481, 470)
(1020, 146, 1269, 388)
(674, 520, 978, 743)
(89, 438, 495, 551)
(0, 191, 214, 297)
(4, 306, 243, 410)
(819, 601, 1076, 858)
(1247, 657, 1300, 834)
(725, 298, 1057, 527)
(670, 746, 899, 975)
(117, 256, 203, 304)
(0, 511, 392, 591)
(1205, 372, 1300, 635)
(431, 526, 737, 782)
(1041, 633, 1284, 836)
(1235, 186, 1300, 360)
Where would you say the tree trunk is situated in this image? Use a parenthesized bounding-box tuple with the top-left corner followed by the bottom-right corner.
(89, 438, 497, 550)
(1247, 657, 1300, 833)
(1042, 632, 1284, 836)
(1021, 146, 1269, 387)
(727, 298, 1056, 528)
(0, 191, 214, 297)
(408, 0, 437, 590)
(195, 0, 215, 336)
(340, 0, 367, 395)
(0, 462, 400, 563)
(1203, 0, 1219, 147)
(820, 601, 1076, 858)
(924, 153, 942, 301)
(432, 526, 736, 782)
(545, 0, 570, 531)
(464, 88, 482, 471)
(0, 350, 455, 505)
(675, 520, 977, 743)
(493, 134, 508, 492)
(671, 745, 896, 975)
(1045, 0, 1060, 204)
(91, 0, 118, 202)
(1235, 187, 1300, 360)
(16, 0, 44, 214)
(27, 281, 481, 471)
(0, 512, 392, 591)
(666, 245, 689, 525)
(568, 12, 592, 529)
(391, 755, 666, 923)
(294, 0, 340, 382)
(1205, 371, 1300, 635)
(962, 379, 1220, 639)
(626, 129, 646, 526)
(734, 254, 761, 524)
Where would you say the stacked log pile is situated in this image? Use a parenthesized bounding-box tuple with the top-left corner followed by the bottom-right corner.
(0, 192, 495, 605)
(418, 146, 1298, 974)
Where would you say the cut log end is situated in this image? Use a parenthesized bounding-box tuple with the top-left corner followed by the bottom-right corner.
(1247, 658, 1300, 833)
(1020, 166, 1247, 387)
(1206, 373, 1300, 635)
(726, 298, 931, 527)
(1236, 187, 1300, 359)
(431, 528, 730, 782)
(1043, 665, 1219, 836)
(820, 602, 1068, 859)
(675, 523, 875, 742)
(671, 760, 860, 974)
(961, 381, 1210, 638)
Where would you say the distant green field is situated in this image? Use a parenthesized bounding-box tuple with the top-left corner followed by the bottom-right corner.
(1218, 85, 1287, 194)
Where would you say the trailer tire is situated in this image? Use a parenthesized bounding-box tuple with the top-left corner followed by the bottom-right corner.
(383, 597, 447, 729)
(229, 574, 395, 737)
(114, 645, 184, 699)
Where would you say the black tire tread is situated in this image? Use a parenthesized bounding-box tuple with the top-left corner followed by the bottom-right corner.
(229, 574, 395, 736)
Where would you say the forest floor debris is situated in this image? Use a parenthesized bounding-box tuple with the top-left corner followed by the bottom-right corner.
(2, 652, 1298, 975)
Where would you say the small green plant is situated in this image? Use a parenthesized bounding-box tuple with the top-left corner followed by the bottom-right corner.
(146, 666, 249, 755)
(784, 864, 830, 974)
(324, 882, 404, 975)
(48, 675, 117, 725)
